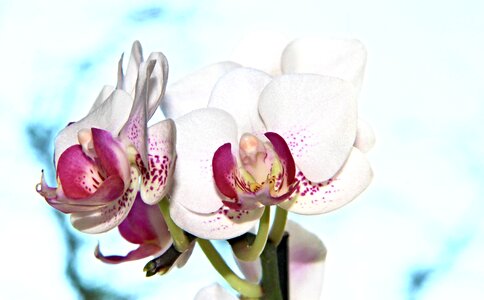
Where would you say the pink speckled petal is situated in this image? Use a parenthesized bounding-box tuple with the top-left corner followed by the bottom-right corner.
(170, 199, 264, 240)
(138, 119, 176, 205)
(265, 132, 296, 185)
(195, 283, 238, 300)
(54, 89, 133, 166)
(354, 118, 375, 153)
(95, 243, 161, 264)
(120, 60, 156, 168)
(162, 62, 241, 119)
(145, 52, 169, 118)
(279, 148, 372, 214)
(286, 221, 326, 300)
(70, 166, 140, 234)
(89, 85, 115, 113)
(208, 68, 271, 136)
(172, 108, 238, 214)
(57, 145, 125, 202)
(212, 143, 238, 200)
(282, 38, 367, 93)
(259, 74, 357, 182)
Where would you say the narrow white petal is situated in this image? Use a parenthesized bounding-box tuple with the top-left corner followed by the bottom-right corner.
(170, 200, 264, 240)
(172, 108, 238, 213)
(209, 68, 271, 137)
(89, 85, 115, 113)
(145, 52, 169, 118)
(54, 90, 133, 166)
(282, 38, 367, 93)
(162, 62, 241, 119)
(279, 147, 372, 214)
(259, 74, 357, 182)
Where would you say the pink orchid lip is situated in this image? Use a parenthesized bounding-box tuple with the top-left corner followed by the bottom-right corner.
(212, 132, 298, 209)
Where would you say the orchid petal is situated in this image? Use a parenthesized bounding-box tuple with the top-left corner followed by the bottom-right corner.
(57, 145, 125, 202)
(170, 200, 264, 240)
(54, 89, 133, 166)
(118, 195, 170, 246)
(282, 38, 367, 93)
(162, 62, 241, 119)
(212, 143, 238, 200)
(95, 243, 162, 264)
(172, 108, 238, 214)
(231, 31, 290, 75)
(194, 283, 238, 300)
(354, 118, 375, 153)
(89, 85, 115, 113)
(286, 221, 327, 300)
(120, 41, 143, 96)
(259, 74, 357, 182)
(145, 52, 169, 118)
(70, 166, 140, 233)
(279, 147, 372, 214)
(120, 60, 156, 168)
(208, 68, 271, 136)
(138, 119, 176, 205)
(91, 128, 131, 185)
(264, 132, 296, 185)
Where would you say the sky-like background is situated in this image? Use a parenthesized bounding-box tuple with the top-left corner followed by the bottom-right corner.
(1, 0, 484, 299)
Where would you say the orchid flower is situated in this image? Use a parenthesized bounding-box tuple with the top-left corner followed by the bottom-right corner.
(37, 41, 176, 234)
(163, 38, 373, 240)
(195, 221, 327, 300)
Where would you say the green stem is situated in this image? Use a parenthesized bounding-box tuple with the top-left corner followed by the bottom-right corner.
(232, 206, 271, 261)
(158, 198, 190, 252)
(260, 240, 284, 300)
(198, 239, 263, 298)
(268, 207, 288, 246)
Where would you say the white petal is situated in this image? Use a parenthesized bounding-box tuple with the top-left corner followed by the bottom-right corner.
(231, 31, 291, 76)
(161, 62, 241, 119)
(123, 41, 143, 96)
(194, 283, 238, 300)
(259, 74, 357, 182)
(145, 52, 169, 118)
(282, 38, 367, 93)
(89, 85, 115, 113)
(208, 68, 271, 137)
(172, 108, 238, 213)
(354, 118, 375, 153)
(170, 200, 264, 240)
(54, 89, 133, 166)
(70, 166, 140, 233)
(286, 221, 327, 300)
(279, 147, 372, 214)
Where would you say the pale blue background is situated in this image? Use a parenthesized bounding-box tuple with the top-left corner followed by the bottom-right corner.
(1, 0, 483, 299)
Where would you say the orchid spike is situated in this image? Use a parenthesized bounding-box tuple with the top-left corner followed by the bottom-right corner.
(37, 41, 176, 234)
(95, 194, 172, 263)
(164, 38, 372, 239)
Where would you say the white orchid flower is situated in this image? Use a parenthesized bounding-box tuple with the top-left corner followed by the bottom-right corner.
(163, 38, 373, 240)
(37, 42, 176, 234)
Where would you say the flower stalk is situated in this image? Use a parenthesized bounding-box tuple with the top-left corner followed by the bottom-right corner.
(232, 206, 271, 261)
(158, 198, 190, 252)
(268, 206, 288, 246)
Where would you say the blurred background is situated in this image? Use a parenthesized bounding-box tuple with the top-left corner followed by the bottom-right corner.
(1, 0, 484, 299)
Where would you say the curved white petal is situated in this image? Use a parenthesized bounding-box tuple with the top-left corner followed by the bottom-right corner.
(231, 31, 291, 76)
(282, 38, 367, 93)
(195, 283, 238, 300)
(354, 118, 375, 153)
(259, 74, 357, 182)
(139, 119, 176, 205)
(161, 62, 241, 119)
(286, 221, 327, 300)
(123, 41, 143, 96)
(172, 108, 238, 213)
(279, 147, 372, 214)
(145, 52, 169, 118)
(89, 85, 115, 113)
(70, 166, 140, 233)
(209, 68, 271, 137)
(54, 89, 133, 166)
(170, 200, 264, 240)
